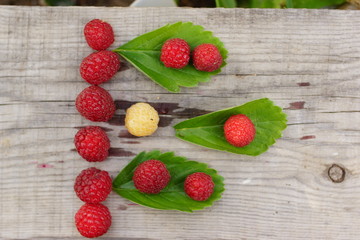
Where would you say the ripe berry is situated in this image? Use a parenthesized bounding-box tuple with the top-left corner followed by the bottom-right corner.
(160, 38, 190, 69)
(74, 167, 112, 203)
(223, 114, 256, 147)
(84, 19, 114, 51)
(133, 159, 171, 194)
(184, 172, 214, 201)
(74, 126, 110, 162)
(75, 203, 111, 238)
(80, 51, 120, 85)
(75, 86, 115, 122)
(192, 43, 223, 72)
(125, 102, 159, 137)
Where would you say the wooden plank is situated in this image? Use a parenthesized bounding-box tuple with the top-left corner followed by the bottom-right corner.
(1, 5, 360, 239)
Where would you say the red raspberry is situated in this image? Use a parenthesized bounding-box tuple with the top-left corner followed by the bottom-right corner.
(74, 126, 110, 162)
(74, 167, 112, 203)
(75, 203, 111, 238)
(80, 51, 120, 85)
(192, 43, 223, 72)
(84, 19, 114, 51)
(160, 38, 190, 69)
(75, 86, 115, 122)
(133, 159, 171, 194)
(184, 172, 214, 201)
(223, 114, 256, 147)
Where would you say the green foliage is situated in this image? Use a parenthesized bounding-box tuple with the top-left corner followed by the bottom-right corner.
(174, 98, 287, 156)
(291, 0, 345, 8)
(216, 0, 237, 7)
(249, 0, 285, 8)
(114, 22, 227, 93)
(113, 151, 225, 212)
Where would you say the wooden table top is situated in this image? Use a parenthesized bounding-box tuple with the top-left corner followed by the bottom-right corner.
(1, 5, 360, 239)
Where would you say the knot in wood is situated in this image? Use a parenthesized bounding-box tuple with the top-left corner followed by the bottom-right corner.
(328, 164, 345, 183)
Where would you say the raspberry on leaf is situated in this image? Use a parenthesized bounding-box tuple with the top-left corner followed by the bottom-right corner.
(160, 38, 190, 69)
(184, 172, 215, 201)
(133, 159, 171, 194)
(224, 114, 256, 147)
(193, 43, 223, 72)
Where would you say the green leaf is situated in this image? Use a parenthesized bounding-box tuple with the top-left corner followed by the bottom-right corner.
(286, 0, 294, 8)
(291, 0, 345, 8)
(249, 0, 285, 8)
(114, 22, 228, 93)
(112, 151, 225, 212)
(174, 98, 287, 156)
(215, 0, 237, 7)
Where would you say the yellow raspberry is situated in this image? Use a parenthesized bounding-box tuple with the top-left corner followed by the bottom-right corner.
(125, 103, 159, 137)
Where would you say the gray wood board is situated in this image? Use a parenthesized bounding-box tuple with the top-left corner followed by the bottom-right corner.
(0, 6, 360, 239)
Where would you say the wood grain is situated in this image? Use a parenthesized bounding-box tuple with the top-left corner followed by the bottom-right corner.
(1, 6, 360, 239)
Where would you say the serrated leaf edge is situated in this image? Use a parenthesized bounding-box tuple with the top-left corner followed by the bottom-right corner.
(174, 98, 287, 156)
(113, 21, 228, 92)
(112, 150, 225, 212)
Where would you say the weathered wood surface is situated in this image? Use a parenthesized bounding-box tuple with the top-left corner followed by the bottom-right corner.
(1, 6, 360, 239)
